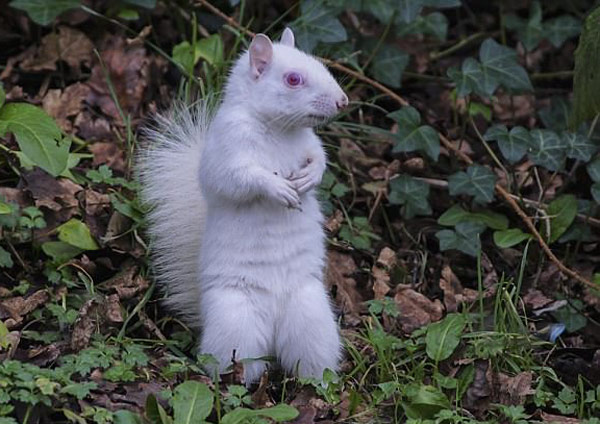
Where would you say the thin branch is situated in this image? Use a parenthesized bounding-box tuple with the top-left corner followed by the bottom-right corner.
(195, 0, 596, 290)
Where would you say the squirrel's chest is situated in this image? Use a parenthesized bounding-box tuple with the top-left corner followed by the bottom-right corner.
(261, 133, 310, 176)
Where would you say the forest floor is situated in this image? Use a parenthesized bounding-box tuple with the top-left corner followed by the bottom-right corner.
(0, 0, 599, 423)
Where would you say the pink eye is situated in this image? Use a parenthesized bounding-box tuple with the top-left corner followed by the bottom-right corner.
(285, 72, 304, 87)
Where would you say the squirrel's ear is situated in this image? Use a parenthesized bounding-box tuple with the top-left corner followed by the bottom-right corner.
(249, 34, 273, 79)
(280, 27, 295, 47)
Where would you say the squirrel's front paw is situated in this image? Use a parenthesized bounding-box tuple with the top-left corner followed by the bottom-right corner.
(268, 176, 301, 209)
(289, 166, 322, 195)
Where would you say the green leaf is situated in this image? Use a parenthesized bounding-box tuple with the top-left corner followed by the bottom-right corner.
(527, 129, 567, 171)
(388, 175, 432, 218)
(448, 165, 496, 204)
(468, 102, 491, 121)
(0, 246, 13, 268)
(60, 382, 97, 400)
(562, 132, 597, 162)
(483, 125, 531, 163)
(438, 205, 507, 229)
(573, 7, 600, 128)
(395, 0, 424, 24)
(41, 241, 84, 262)
(173, 381, 213, 424)
(146, 394, 172, 424)
(403, 384, 451, 420)
(588, 158, 600, 182)
(435, 221, 486, 257)
(493, 228, 532, 248)
(546, 194, 578, 243)
(468, 210, 508, 230)
(57, 219, 99, 250)
(370, 44, 409, 88)
(447, 58, 484, 97)
(422, 0, 460, 7)
(9, 0, 81, 26)
(0, 103, 70, 176)
(479, 38, 533, 93)
(545, 15, 581, 48)
(113, 410, 145, 424)
(289, 0, 347, 52)
(0, 84, 5, 109)
(503, 1, 544, 51)
(552, 300, 587, 333)
(122, 0, 156, 8)
(361, 0, 394, 23)
(426, 313, 466, 362)
(398, 12, 448, 41)
(221, 405, 299, 424)
(539, 96, 571, 131)
(0, 201, 10, 215)
(117, 8, 139, 20)
(388, 107, 440, 160)
(437, 204, 470, 226)
(592, 183, 600, 203)
(195, 35, 224, 66)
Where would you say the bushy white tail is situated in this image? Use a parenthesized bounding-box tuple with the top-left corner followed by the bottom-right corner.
(137, 105, 209, 326)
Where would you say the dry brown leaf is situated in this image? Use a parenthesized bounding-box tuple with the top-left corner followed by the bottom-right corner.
(538, 412, 581, 423)
(106, 294, 124, 323)
(86, 37, 150, 120)
(71, 298, 106, 351)
(42, 83, 91, 132)
(491, 371, 535, 405)
(372, 248, 396, 300)
(326, 251, 363, 318)
(0, 290, 49, 329)
(84, 189, 111, 216)
(439, 265, 479, 312)
(523, 289, 553, 310)
(23, 170, 82, 216)
(463, 360, 491, 415)
(394, 287, 443, 333)
(89, 142, 126, 172)
(325, 209, 343, 234)
(19, 26, 93, 74)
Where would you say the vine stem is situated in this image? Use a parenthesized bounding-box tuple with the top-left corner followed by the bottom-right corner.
(195, 0, 596, 291)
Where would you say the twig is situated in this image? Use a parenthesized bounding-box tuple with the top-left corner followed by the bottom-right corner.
(195, 0, 596, 290)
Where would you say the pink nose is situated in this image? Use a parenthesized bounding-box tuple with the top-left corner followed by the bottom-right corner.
(336, 94, 349, 110)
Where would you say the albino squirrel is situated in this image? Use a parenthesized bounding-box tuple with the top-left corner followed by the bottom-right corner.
(139, 28, 348, 385)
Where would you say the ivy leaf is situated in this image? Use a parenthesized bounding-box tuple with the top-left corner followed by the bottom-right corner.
(479, 38, 533, 93)
(361, 0, 395, 24)
(398, 12, 448, 41)
(438, 205, 507, 229)
(484, 125, 531, 163)
(388, 107, 440, 160)
(539, 96, 571, 131)
(527, 129, 567, 171)
(9, 0, 80, 26)
(545, 15, 581, 48)
(546, 194, 578, 243)
(436, 222, 486, 257)
(122, 0, 156, 8)
(396, 0, 424, 24)
(448, 165, 496, 204)
(447, 58, 484, 97)
(221, 405, 299, 424)
(389, 175, 432, 219)
(173, 381, 214, 423)
(422, 0, 461, 7)
(562, 132, 597, 162)
(503, 1, 544, 51)
(573, 6, 600, 127)
(493, 228, 532, 248)
(0, 103, 70, 176)
(289, 0, 347, 52)
(57, 219, 99, 250)
(0, 246, 13, 268)
(370, 44, 409, 88)
(587, 158, 600, 182)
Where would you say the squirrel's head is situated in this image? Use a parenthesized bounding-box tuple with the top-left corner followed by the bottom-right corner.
(230, 28, 348, 129)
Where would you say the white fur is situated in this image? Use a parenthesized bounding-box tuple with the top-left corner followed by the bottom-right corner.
(139, 30, 347, 385)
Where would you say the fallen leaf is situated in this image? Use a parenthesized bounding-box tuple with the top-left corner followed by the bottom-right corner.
(523, 289, 553, 310)
(394, 287, 443, 333)
(491, 371, 535, 405)
(326, 251, 364, 318)
(0, 290, 49, 329)
(23, 169, 82, 218)
(42, 83, 91, 132)
(71, 298, 106, 351)
(89, 142, 126, 172)
(19, 26, 93, 75)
